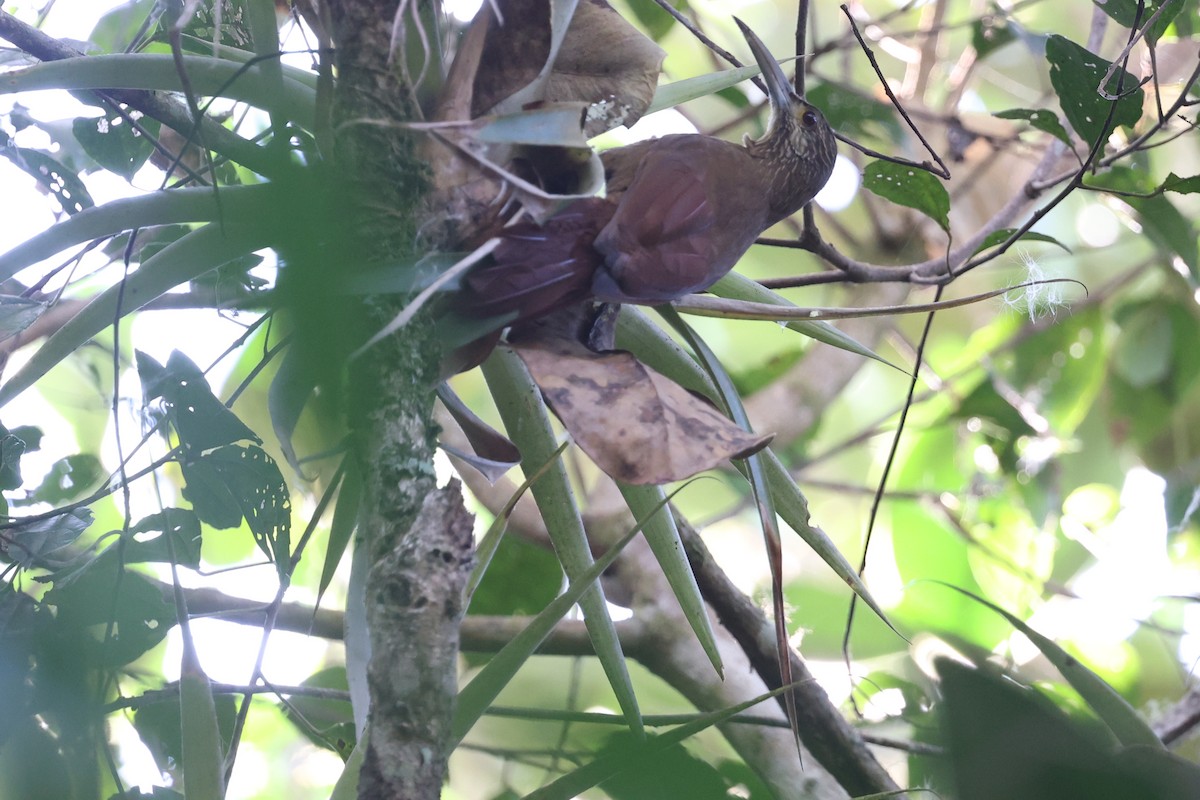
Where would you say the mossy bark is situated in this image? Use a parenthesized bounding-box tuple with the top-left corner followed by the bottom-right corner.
(323, 1, 473, 797)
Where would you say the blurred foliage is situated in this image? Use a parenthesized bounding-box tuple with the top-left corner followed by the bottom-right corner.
(0, 0, 1198, 798)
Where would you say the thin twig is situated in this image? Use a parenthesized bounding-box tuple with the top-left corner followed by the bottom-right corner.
(838, 4, 950, 179)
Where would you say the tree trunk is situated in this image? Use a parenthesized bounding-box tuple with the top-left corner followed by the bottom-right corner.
(324, 1, 473, 797)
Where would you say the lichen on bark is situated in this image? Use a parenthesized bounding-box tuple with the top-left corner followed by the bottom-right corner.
(322, 1, 473, 798)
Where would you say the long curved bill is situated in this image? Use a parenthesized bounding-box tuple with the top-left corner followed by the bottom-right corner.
(733, 17, 796, 113)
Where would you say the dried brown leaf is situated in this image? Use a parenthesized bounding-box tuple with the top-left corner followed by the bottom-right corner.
(508, 331, 771, 485)
(546, 0, 666, 136)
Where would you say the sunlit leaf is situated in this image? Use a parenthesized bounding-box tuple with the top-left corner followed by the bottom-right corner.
(994, 108, 1074, 149)
(862, 160, 950, 233)
(1046, 35, 1144, 151)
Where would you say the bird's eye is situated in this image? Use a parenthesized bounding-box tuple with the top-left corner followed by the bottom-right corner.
(802, 110, 818, 127)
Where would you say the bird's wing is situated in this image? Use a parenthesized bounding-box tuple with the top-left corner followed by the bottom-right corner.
(594, 140, 760, 303)
(460, 198, 614, 324)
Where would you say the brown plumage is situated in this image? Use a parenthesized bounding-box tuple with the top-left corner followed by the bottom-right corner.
(459, 18, 837, 330)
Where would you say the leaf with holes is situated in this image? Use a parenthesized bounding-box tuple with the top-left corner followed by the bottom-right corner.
(72, 111, 158, 180)
(995, 108, 1074, 149)
(1, 147, 94, 214)
(181, 444, 292, 578)
(1046, 35, 1144, 152)
(862, 160, 950, 233)
(137, 350, 261, 454)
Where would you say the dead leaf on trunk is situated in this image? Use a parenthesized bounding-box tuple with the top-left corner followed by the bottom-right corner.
(471, 0, 664, 135)
(507, 330, 771, 485)
(545, 0, 666, 136)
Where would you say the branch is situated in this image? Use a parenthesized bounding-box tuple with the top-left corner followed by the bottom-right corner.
(675, 514, 905, 798)
(0, 11, 286, 179)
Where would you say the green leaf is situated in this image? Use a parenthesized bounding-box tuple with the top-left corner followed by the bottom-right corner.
(317, 462, 360, 607)
(522, 686, 787, 800)
(475, 104, 590, 148)
(972, 227, 1072, 255)
(137, 350, 261, 453)
(0, 295, 47, 341)
(1162, 172, 1200, 194)
(1090, 167, 1198, 277)
(807, 83, 902, 144)
(6, 509, 93, 569)
(1092, 0, 1182, 45)
(0, 54, 316, 130)
(181, 444, 292, 577)
(932, 582, 1163, 749)
(72, 111, 158, 180)
(133, 695, 236, 782)
(21, 453, 104, 506)
(0, 424, 27, 490)
(178, 638, 226, 800)
(647, 59, 784, 115)
(625, 0, 685, 41)
(122, 509, 204, 568)
(710, 272, 897, 369)
(482, 347, 642, 736)
(1046, 35, 1144, 150)
(972, 14, 1019, 58)
(47, 552, 176, 666)
(618, 483, 722, 676)
(1114, 304, 1173, 387)
(0, 221, 273, 408)
(862, 160, 951, 233)
(451, 475, 664, 745)
(0, 146, 94, 215)
(994, 108, 1074, 149)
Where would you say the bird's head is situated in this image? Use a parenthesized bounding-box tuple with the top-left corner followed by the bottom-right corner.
(735, 18, 837, 209)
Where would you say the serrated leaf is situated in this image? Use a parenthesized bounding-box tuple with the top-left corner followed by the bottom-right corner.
(972, 227, 1072, 255)
(862, 160, 951, 232)
(995, 107, 1074, 148)
(1046, 35, 1144, 150)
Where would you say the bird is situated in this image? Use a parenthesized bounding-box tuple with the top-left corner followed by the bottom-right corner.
(458, 17, 837, 334)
